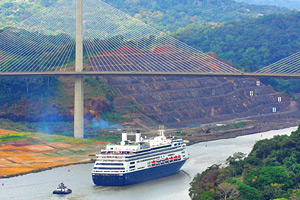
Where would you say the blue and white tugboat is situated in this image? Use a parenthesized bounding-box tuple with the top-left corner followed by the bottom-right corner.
(53, 182, 72, 194)
(92, 126, 189, 186)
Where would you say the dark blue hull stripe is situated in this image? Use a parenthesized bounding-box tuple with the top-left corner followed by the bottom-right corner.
(92, 160, 187, 186)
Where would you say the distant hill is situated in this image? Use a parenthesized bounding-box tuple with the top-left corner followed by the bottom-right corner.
(0, 0, 291, 31)
(235, 0, 300, 10)
(102, 0, 290, 31)
(175, 12, 300, 71)
(174, 11, 300, 94)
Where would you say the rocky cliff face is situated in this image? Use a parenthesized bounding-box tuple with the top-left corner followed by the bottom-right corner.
(104, 76, 297, 128)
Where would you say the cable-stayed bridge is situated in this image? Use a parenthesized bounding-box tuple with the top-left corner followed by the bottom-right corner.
(1, 0, 299, 78)
(0, 0, 299, 138)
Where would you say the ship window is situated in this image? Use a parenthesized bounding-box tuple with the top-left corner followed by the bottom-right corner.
(97, 163, 124, 166)
(127, 148, 181, 161)
(95, 167, 125, 170)
(129, 166, 135, 169)
(130, 161, 135, 164)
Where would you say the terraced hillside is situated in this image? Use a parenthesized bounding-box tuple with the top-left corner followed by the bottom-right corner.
(104, 75, 298, 128)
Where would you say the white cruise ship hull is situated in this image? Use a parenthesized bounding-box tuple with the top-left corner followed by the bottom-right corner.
(92, 159, 186, 186)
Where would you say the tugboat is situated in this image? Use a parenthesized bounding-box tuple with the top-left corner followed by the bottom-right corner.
(53, 182, 72, 194)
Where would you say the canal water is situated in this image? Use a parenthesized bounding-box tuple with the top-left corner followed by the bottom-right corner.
(0, 127, 297, 200)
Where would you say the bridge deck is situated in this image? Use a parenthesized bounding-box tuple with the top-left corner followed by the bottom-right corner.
(0, 72, 300, 79)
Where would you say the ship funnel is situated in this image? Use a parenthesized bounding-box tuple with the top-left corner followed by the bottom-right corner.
(136, 130, 141, 143)
(121, 130, 127, 146)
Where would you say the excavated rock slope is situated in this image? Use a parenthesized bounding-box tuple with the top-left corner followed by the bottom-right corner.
(105, 76, 297, 128)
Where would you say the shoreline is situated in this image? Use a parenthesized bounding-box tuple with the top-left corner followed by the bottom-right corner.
(0, 160, 94, 179)
(182, 115, 300, 145)
(0, 132, 106, 179)
(1, 117, 299, 179)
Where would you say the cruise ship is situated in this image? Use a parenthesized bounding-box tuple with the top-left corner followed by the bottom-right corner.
(92, 127, 189, 186)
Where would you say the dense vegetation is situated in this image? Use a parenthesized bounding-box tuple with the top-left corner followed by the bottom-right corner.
(0, 130, 105, 144)
(174, 11, 300, 94)
(0, 0, 290, 31)
(0, 77, 58, 105)
(103, 0, 290, 31)
(175, 12, 300, 71)
(189, 124, 300, 200)
(0, 0, 56, 27)
(0, 74, 127, 135)
(235, 0, 300, 10)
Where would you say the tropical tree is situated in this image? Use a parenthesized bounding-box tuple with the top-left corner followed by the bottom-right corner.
(216, 182, 240, 200)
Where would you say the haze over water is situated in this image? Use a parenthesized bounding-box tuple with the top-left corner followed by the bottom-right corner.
(0, 127, 297, 200)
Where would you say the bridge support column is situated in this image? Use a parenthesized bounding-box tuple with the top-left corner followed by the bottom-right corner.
(74, 0, 84, 138)
(74, 77, 84, 138)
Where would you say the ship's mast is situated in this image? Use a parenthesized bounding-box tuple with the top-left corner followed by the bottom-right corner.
(158, 125, 165, 137)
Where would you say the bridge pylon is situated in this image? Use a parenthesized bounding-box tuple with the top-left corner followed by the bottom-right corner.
(74, 77, 84, 138)
(74, 0, 84, 138)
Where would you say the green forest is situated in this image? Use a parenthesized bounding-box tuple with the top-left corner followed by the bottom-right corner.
(235, 0, 300, 10)
(174, 12, 300, 72)
(0, 0, 56, 26)
(0, 0, 290, 31)
(189, 125, 300, 200)
(174, 11, 300, 94)
(102, 0, 290, 31)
